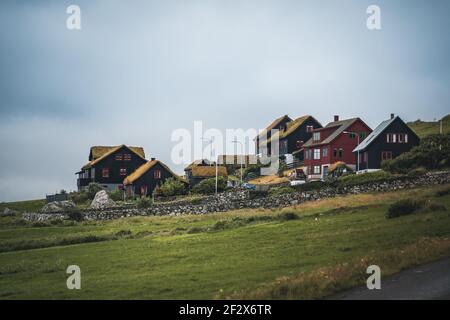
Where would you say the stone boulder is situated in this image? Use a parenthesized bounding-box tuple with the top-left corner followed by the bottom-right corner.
(41, 200, 77, 213)
(2, 207, 17, 216)
(90, 190, 116, 209)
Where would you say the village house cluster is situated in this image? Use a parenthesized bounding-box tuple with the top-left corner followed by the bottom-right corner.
(76, 114, 419, 196)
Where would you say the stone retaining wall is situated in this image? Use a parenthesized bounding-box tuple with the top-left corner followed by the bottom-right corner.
(23, 171, 450, 222)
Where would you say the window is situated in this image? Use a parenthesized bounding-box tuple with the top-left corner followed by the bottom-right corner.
(305, 149, 311, 160)
(381, 151, 392, 161)
(313, 132, 321, 141)
(120, 168, 127, 176)
(115, 154, 123, 161)
(360, 132, 367, 140)
(314, 148, 321, 160)
(338, 148, 343, 158)
(154, 170, 161, 179)
(296, 140, 304, 148)
(306, 125, 313, 132)
(333, 148, 337, 157)
(322, 147, 328, 157)
(387, 133, 393, 143)
(102, 168, 109, 178)
(349, 132, 356, 139)
(124, 153, 131, 161)
(398, 133, 408, 143)
(314, 166, 321, 174)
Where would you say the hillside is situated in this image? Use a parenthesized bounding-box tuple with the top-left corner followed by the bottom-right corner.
(408, 114, 450, 138)
(0, 199, 45, 213)
(1, 184, 450, 299)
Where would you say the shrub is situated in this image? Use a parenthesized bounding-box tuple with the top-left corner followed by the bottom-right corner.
(31, 221, 51, 227)
(337, 170, 394, 186)
(188, 197, 203, 205)
(187, 226, 207, 234)
(293, 180, 326, 192)
(49, 219, 64, 226)
(243, 162, 270, 180)
(436, 186, 450, 197)
(269, 186, 296, 197)
(160, 178, 187, 197)
(136, 196, 152, 209)
(68, 191, 89, 205)
(192, 176, 227, 195)
(277, 161, 288, 178)
(86, 183, 104, 200)
(109, 189, 124, 202)
(407, 167, 427, 178)
(115, 229, 132, 238)
(66, 208, 84, 222)
(425, 202, 447, 212)
(386, 199, 425, 219)
(243, 164, 261, 179)
(278, 211, 299, 221)
(249, 190, 269, 199)
(382, 134, 450, 173)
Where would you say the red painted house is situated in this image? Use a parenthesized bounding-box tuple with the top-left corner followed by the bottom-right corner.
(303, 116, 372, 179)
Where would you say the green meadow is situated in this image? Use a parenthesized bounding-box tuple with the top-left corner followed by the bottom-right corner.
(407, 114, 450, 138)
(1, 185, 450, 299)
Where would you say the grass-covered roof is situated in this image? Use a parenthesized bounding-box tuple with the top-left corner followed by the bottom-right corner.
(123, 160, 187, 185)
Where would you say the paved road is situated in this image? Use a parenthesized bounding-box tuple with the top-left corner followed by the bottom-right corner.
(328, 257, 450, 300)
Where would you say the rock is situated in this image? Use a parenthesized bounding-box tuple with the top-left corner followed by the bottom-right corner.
(41, 200, 76, 213)
(90, 190, 116, 209)
(2, 207, 17, 216)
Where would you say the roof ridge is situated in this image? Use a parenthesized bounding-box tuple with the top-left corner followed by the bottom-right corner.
(82, 145, 146, 170)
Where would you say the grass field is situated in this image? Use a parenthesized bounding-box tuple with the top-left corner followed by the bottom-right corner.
(407, 114, 450, 138)
(0, 185, 450, 299)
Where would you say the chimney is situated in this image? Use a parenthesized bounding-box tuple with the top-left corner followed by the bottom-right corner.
(151, 157, 156, 161)
(390, 113, 395, 119)
(334, 115, 339, 122)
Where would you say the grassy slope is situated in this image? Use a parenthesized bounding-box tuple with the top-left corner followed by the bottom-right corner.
(408, 114, 450, 138)
(0, 185, 449, 299)
(0, 199, 45, 213)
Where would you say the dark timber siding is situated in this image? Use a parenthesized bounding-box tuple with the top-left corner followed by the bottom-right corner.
(283, 117, 323, 157)
(358, 117, 420, 170)
(130, 162, 181, 196)
(93, 146, 147, 186)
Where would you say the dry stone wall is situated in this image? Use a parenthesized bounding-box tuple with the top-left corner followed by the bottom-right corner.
(23, 171, 450, 222)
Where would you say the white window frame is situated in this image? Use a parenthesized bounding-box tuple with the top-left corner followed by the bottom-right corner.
(314, 148, 321, 160)
(313, 132, 321, 141)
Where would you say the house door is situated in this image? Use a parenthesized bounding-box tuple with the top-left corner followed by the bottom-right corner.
(140, 185, 148, 196)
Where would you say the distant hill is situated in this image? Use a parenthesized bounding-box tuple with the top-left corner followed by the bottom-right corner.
(407, 114, 450, 138)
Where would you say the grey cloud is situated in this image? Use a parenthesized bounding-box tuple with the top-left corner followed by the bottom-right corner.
(0, 0, 449, 201)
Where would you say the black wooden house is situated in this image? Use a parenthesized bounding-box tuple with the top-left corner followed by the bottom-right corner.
(123, 159, 188, 197)
(76, 145, 147, 191)
(257, 115, 322, 164)
(353, 114, 420, 171)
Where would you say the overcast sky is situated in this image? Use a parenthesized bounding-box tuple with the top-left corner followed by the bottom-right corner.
(0, 0, 449, 201)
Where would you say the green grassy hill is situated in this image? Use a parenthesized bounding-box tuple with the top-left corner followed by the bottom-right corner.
(0, 199, 45, 214)
(408, 114, 450, 138)
(1, 184, 450, 299)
